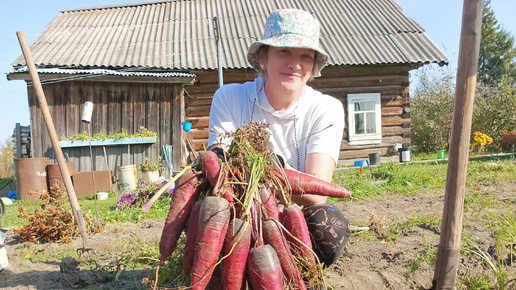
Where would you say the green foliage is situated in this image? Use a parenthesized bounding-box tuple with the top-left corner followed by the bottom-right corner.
(59, 126, 157, 141)
(460, 273, 491, 290)
(390, 213, 442, 236)
(410, 64, 456, 152)
(138, 156, 165, 173)
(405, 244, 437, 277)
(0, 138, 14, 176)
(473, 77, 516, 144)
(478, 0, 516, 86)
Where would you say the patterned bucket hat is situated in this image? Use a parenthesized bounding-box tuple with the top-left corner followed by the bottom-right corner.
(247, 9, 329, 77)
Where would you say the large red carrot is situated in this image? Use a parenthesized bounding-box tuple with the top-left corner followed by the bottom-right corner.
(274, 168, 354, 198)
(247, 244, 283, 289)
(183, 200, 203, 276)
(207, 263, 223, 290)
(158, 170, 200, 265)
(201, 150, 234, 205)
(263, 219, 306, 290)
(223, 218, 251, 290)
(191, 196, 230, 289)
(282, 204, 318, 272)
(259, 186, 279, 220)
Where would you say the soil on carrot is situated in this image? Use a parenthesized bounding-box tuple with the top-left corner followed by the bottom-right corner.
(1, 180, 515, 289)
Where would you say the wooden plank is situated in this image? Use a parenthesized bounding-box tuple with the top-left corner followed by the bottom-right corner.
(382, 95, 410, 107)
(381, 107, 403, 116)
(187, 97, 213, 107)
(186, 116, 210, 128)
(133, 83, 145, 133)
(382, 116, 411, 126)
(172, 86, 183, 170)
(121, 82, 134, 135)
(318, 85, 405, 95)
(186, 108, 211, 118)
(311, 75, 406, 89)
(382, 126, 411, 137)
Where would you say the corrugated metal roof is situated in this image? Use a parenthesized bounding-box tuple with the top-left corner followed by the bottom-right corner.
(12, 0, 448, 70)
(14, 67, 196, 78)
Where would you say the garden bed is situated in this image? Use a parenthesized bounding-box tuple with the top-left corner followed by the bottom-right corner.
(1, 158, 516, 289)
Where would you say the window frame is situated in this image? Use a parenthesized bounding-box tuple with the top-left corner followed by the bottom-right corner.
(347, 93, 382, 145)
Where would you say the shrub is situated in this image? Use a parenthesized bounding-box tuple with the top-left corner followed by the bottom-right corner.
(138, 156, 165, 173)
(473, 76, 516, 145)
(410, 64, 456, 152)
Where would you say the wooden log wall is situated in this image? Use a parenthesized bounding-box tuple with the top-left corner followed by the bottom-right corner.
(185, 65, 412, 165)
(28, 80, 185, 177)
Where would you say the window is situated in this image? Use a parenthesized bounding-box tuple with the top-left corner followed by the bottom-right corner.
(347, 93, 382, 145)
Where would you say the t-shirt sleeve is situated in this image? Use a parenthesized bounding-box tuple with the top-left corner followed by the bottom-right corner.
(306, 97, 345, 164)
(208, 86, 238, 146)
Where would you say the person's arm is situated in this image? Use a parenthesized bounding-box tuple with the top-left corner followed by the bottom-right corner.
(290, 152, 335, 206)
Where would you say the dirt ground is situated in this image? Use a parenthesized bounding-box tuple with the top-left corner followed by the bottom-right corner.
(1, 180, 516, 290)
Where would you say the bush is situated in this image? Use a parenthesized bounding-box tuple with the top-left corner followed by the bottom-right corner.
(473, 76, 516, 145)
(410, 64, 456, 152)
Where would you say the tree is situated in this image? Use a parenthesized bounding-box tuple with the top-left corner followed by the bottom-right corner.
(411, 64, 456, 152)
(478, 0, 516, 86)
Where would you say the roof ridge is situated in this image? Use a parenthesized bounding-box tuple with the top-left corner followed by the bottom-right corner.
(60, 0, 172, 13)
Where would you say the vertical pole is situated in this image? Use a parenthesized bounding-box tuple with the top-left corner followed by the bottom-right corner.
(16, 31, 90, 247)
(15, 123, 22, 158)
(213, 16, 223, 88)
(432, 0, 483, 289)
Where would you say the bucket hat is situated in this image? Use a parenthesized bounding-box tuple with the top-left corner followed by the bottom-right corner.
(247, 9, 329, 77)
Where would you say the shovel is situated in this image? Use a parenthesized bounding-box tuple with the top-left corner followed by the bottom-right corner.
(17, 31, 95, 257)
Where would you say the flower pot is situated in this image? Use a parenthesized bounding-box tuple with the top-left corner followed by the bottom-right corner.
(141, 171, 160, 182)
(437, 150, 446, 159)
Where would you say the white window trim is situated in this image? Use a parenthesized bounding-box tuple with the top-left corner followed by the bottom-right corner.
(347, 93, 382, 145)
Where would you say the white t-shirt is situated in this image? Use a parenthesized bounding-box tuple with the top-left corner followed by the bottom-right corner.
(208, 77, 344, 171)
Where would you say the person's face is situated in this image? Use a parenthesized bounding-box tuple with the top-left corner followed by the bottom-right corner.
(260, 46, 315, 94)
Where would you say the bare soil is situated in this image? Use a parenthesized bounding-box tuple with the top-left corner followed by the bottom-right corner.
(2, 181, 516, 289)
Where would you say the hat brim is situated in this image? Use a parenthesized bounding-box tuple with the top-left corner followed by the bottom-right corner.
(247, 34, 329, 77)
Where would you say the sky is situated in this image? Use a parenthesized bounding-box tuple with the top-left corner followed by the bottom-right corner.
(1, 0, 515, 144)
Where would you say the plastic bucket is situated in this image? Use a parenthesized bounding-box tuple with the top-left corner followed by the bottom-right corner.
(398, 147, 412, 163)
(368, 153, 381, 166)
(141, 171, 160, 182)
(14, 158, 49, 201)
(118, 165, 137, 191)
(354, 160, 369, 167)
(437, 150, 446, 159)
(181, 122, 192, 132)
(97, 192, 109, 200)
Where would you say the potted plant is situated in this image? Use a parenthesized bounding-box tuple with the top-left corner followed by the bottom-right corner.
(138, 156, 164, 182)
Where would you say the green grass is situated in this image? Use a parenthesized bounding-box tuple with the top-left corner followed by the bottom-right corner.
(331, 154, 516, 200)
(1, 192, 171, 230)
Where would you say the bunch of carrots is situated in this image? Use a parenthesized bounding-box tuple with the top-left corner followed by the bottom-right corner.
(153, 122, 353, 289)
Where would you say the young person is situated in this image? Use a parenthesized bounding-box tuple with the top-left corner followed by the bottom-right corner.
(207, 8, 350, 267)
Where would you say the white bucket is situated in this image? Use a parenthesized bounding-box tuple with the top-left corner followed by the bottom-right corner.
(141, 171, 160, 182)
(0, 228, 8, 271)
(119, 164, 137, 191)
(97, 192, 109, 200)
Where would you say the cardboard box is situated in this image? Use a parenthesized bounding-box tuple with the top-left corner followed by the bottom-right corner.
(72, 170, 113, 198)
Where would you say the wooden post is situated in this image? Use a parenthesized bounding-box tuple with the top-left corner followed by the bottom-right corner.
(15, 123, 22, 158)
(16, 31, 90, 247)
(431, 0, 483, 289)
